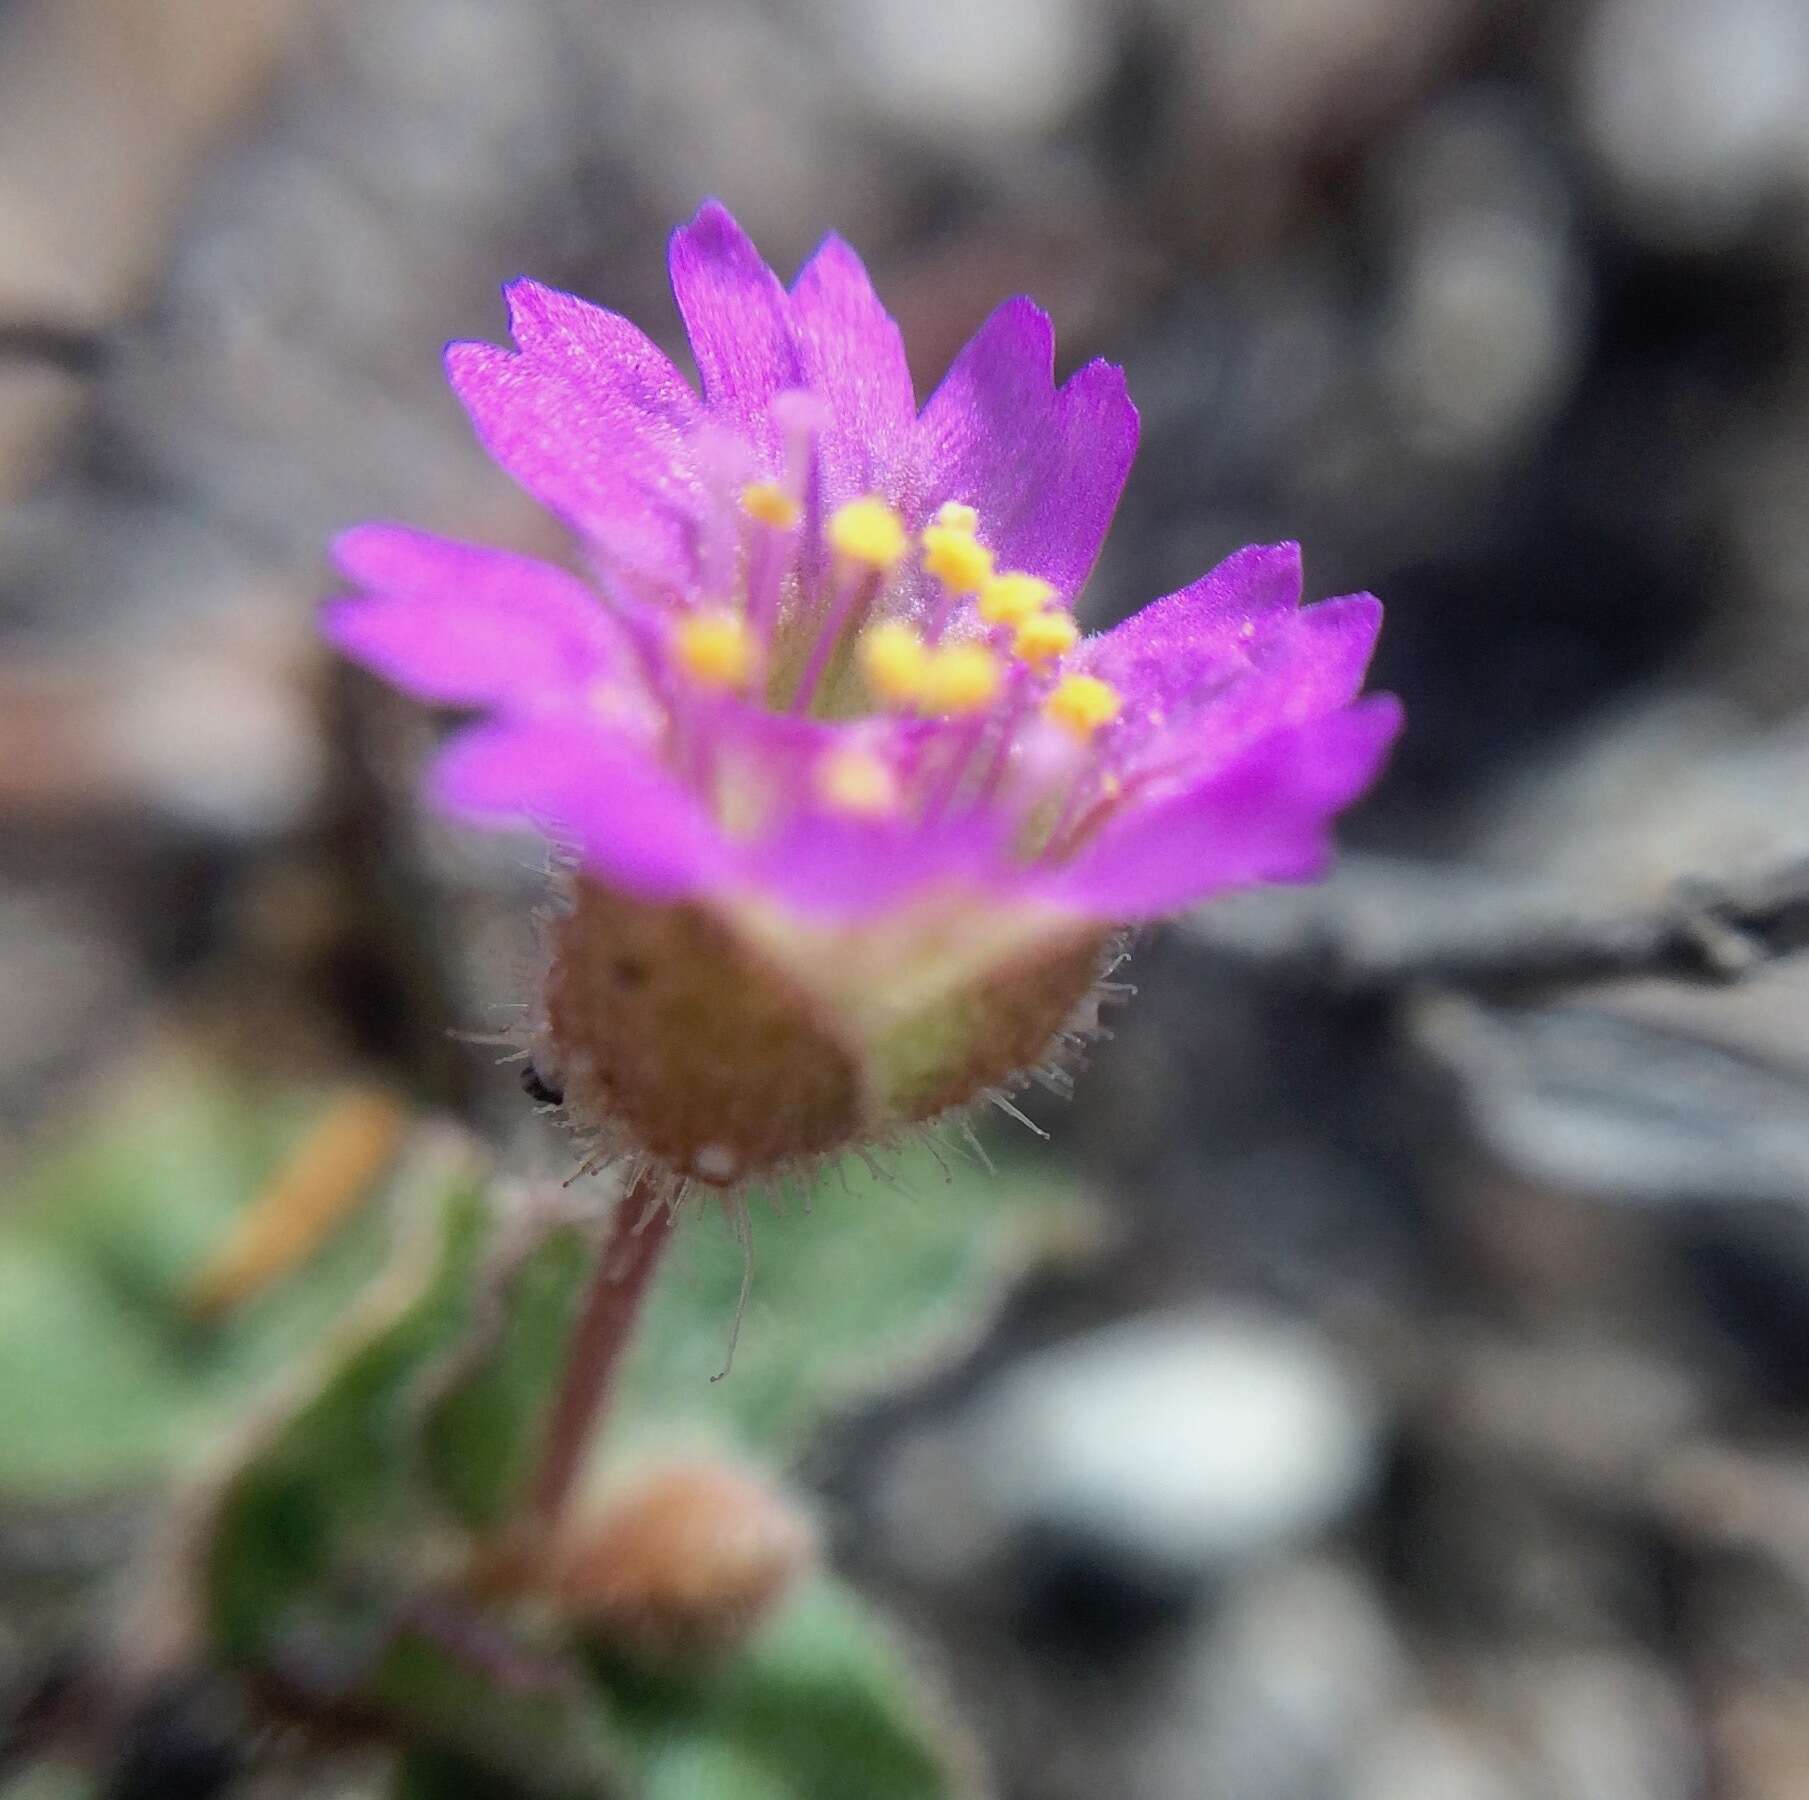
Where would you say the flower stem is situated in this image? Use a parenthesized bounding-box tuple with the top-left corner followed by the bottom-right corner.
(531, 1176, 675, 1532)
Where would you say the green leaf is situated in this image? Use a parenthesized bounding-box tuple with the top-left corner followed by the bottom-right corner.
(594, 1574, 984, 1800)
(0, 1248, 209, 1493)
(613, 1143, 1093, 1459)
(392, 1749, 548, 1800)
(204, 1172, 490, 1660)
(0, 1765, 96, 1800)
(0, 1062, 389, 1499)
(198, 1143, 1018, 1798)
(204, 1172, 590, 1654)
(10, 1062, 1059, 1796)
(202, 1172, 620, 1795)
(365, 1621, 626, 1798)
(420, 1221, 592, 1531)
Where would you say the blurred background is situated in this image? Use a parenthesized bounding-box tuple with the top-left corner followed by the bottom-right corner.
(8, 0, 1809, 1794)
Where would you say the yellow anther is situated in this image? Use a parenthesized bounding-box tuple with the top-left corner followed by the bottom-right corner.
(1012, 609, 1080, 666)
(921, 641, 1002, 715)
(979, 571, 1057, 628)
(859, 619, 931, 706)
(740, 480, 801, 530)
(1045, 673, 1122, 741)
(922, 523, 995, 596)
(827, 496, 907, 568)
(816, 745, 898, 815)
(934, 500, 979, 534)
(675, 610, 755, 691)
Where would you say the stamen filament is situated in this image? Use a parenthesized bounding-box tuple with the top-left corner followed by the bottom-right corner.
(740, 503, 795, 659)
(790, 497, 907, 713)
(958, 654, 1040, 815)
(791, 564, 884, 713)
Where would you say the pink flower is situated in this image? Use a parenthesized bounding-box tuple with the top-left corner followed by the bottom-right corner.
(324, 203, 1399, 1190)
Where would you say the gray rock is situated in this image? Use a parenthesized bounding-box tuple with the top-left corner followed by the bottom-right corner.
(1500, 1649, 1703, 1800)
(1577, 0, 1809, 247)
(823, 0, 1111, 140)
(1132, 1558, 1406, 1800)
(1348, 1711, 1530, 1800)
(888, 1310, 1386, 1585)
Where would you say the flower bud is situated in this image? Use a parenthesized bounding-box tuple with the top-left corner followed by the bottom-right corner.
(552, 1461, 816, 1658)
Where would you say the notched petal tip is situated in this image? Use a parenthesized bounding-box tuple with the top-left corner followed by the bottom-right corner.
(1278, 690, 1405, 814)
(315, 593, 368, 652)
(1062, 353, 1133, 407)
(441, 335, 513, 396)
(329, 519, 493, 591)
(1294, 590, 1385, 678)
(327, 519, 404, 580)
(678, 196, 744, 237)
(430, 722, 541, 823)
(1345, 688, 1406, 758)
(499, 273, 570, 346)
(790, 229, 865, 293)
(668, 197, 799, 425)
(1225, 540, 1305, 609)
(996, 293, 1056, 373)
(1056, 354, 1140, 469)
(668, 198, 769, 283)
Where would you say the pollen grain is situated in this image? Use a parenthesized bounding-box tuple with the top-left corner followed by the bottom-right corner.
(922, 523, 995, 595)
(921, 641, 1002, 715)
(979, 571, 1057, 628)
(675, 610, 756, 690)
(740, 481, 801, 530)
(859, 619, 930, 706)
(817, 745, 899, 815)
(1012, 610, 1080, 666)
(827, 496, 907, 569)
(1045, 672, 1122, 740)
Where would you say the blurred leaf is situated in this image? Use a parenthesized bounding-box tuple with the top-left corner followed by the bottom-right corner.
(203, 1172, 487, 1660)
(204, 1174, 614, 1793)
(0, 1059, 391, 1498)
(200, 1149, 1020, 1797)
(363, 1619, 625, 1799)
(614, 1143, 1094, 1461)
(420, 1220, 591, 1531)
(205, 1173, 588, 1654)
(594, 1575, 984, 1800)
(393, 1748, 547, 1800)
(10, 1063, 1054, 1796)
(0, 1249, 208, 1493)
(0, 1766, 95, 1800)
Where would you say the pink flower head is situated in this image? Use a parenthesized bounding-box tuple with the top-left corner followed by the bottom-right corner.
(324, 202, 1400, 1189)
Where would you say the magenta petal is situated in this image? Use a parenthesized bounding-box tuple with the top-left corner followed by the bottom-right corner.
(1134, 592, 1385, 774)
(1045, 695, 1403, 919)
(787, 233, 917, 503)
(741, 808, 1009, 920)
(915, 298, 1138, 598)
(1081, 543, 1305, 711)
(668, 201, 801, 457)
(445, 279, 702, 581)
(1260, 593, 1383, 712)
(324, 525, 625, 712)
(433, 719, 728, 899)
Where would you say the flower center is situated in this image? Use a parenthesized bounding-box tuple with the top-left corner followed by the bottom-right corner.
(650, 429, 1128, 868)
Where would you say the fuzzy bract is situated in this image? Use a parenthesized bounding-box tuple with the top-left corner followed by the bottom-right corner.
(323, 202, 1400, 1189)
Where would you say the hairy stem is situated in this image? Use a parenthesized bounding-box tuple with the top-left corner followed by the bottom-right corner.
(530, 1176, 675, 1531)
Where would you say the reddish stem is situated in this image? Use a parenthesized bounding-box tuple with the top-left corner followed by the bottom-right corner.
(530, 1177, 675, 1531)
